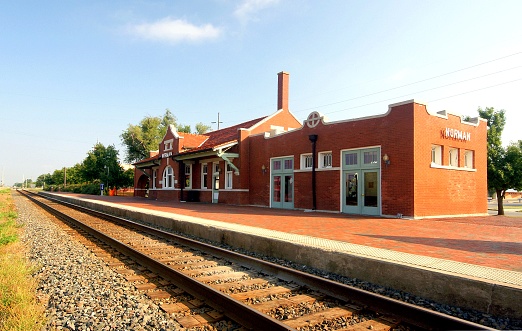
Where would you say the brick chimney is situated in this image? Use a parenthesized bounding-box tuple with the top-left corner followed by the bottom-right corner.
(277, 71, 289, 111)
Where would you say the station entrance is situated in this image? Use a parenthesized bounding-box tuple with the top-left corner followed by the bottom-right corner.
(342, 148, 380, 215)
(271, 157, 294, 209)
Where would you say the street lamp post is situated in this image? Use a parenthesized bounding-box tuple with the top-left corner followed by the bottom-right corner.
(104, 165, 109, 193)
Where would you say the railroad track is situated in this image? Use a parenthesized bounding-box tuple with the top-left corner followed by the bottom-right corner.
(19, 190, 491, 331)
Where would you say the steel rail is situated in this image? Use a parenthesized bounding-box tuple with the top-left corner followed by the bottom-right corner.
(26, 190, 493, 330)
(22, 190, 293, 330)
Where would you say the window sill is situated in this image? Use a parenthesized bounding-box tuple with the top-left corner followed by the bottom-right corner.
(430, 163, 476, 172)
(295, 167, 341, 173)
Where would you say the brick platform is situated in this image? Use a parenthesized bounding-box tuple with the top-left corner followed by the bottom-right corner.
(50, 193, 521, 272)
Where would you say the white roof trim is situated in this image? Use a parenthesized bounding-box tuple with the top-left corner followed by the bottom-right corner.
(248, 108, 301, 132)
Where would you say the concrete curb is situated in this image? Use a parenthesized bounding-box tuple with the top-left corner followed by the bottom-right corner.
(42, 192, 522, 320)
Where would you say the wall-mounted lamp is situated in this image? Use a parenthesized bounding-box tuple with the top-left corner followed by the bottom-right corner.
(261, 164, 267, 174)
(382, 154, 390, 166)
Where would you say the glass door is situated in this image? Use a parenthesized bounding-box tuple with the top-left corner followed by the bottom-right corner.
(361, 170, 379, 215)
(271, 157, 294, 209)
(272, 175, 282, 208)
(343, 171, 360, 213)
(341, 148, 381, 215)
(282, 174, 294, 209)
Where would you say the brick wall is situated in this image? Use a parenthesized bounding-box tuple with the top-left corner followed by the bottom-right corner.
(248, 101, 487, 217)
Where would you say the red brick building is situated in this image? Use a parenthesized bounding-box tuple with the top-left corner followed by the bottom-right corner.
(134, 72, 488, 218)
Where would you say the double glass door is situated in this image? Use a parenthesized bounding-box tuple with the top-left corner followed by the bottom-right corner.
(342, 148, 380, 215)
(271, 157, 294, 209)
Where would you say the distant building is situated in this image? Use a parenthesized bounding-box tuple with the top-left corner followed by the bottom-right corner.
(504, 190, 522, 199)
(134, 72, 488, 218)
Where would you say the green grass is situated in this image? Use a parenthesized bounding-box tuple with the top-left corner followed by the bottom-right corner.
(0, 188, 45, 331)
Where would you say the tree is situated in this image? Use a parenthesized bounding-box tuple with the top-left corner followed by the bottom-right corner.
(195, 122, 211, 134)
(121, 109, 181, 163)
(81, 143, 125, 189)
(50, 169, 65, 187)
(35, 173, 52, 188)
(176, 124, 191, 133)
(478, 107, 522, 215)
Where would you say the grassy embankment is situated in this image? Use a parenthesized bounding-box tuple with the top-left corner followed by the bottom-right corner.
(0, 188, 45, 331)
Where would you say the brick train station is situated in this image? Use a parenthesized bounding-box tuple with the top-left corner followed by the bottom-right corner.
(134, 72, 488, 219)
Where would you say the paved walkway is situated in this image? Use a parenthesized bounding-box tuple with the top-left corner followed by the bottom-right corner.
(50, 193, 522, 274)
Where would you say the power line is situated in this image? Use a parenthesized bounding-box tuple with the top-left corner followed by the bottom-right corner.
(428, 78, 522, 103)
(322, 77, 522, 116)
(293, 51, 522, 114)
(218, 50, 522, 126)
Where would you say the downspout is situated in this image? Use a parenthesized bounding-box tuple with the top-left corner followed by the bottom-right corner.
(309, 134, 318, 210)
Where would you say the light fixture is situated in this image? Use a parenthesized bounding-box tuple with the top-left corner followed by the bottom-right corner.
(382, 154, 390, 166)
(261, 164, 267, 174)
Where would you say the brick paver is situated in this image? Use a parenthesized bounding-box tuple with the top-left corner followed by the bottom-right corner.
(57, 193, 522, 272)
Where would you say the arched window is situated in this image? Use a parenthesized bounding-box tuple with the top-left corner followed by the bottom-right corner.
(163, 166, 174, 189)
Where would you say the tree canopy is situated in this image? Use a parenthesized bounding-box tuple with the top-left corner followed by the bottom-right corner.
(195, 122, 211, 134)
(80, 143, 133, 189)
(120, 109, 195, 163)
(478, 106, 522, 215)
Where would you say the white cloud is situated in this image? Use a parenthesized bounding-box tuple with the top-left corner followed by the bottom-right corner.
(128, 17, 221, 43)
(234, 0, 280, 23)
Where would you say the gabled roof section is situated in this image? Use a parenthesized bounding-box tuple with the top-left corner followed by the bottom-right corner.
(132, 154, 160, 167)
(178, 132, 209, 151)
(178, 116, 267, 155)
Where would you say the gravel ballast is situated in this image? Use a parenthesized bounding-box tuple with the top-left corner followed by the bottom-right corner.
(14, 193, 181, 331)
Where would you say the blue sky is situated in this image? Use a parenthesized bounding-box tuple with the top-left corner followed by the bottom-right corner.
(1, 0, 521, 186)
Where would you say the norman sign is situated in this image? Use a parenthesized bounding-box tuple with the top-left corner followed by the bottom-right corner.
(443, 128, 471, 141)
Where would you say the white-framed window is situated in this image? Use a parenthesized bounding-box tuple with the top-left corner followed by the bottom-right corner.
(464, 150, 474, 169)
(449, 148, 459, 167)
(363, 150, 378, 164)
(300, 153, 313, 169)
(164, 139, 173, 151)
(225, 164, 233, 189)
(162, 166, 174, 189)
(431, 145, 442, 165)
(184, 164, 192, 189)
(152, 169, 157, 189)
(201, 164, 208, 189)
(319, 151, 332, 168)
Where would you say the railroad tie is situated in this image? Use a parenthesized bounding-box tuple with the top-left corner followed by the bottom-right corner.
(176, 311, 224, 329)
(283, 307, 355, 329)
(335, 316, 399, 331)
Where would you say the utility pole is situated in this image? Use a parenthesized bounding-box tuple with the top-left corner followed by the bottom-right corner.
(212, 112, 223, 130)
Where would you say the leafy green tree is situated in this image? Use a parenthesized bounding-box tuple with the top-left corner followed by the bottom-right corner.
(81, 143, 123, 188)
(121, 109, 181, 163)
(478, 107, 522, 215)
(51, 169, 65, 187)
(176, 124, 191, 133)
(117, 168, 135, 188)
(195, 122, 211, 134)
(35, 173, 51, 188)
(65, 164, 83, 185)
